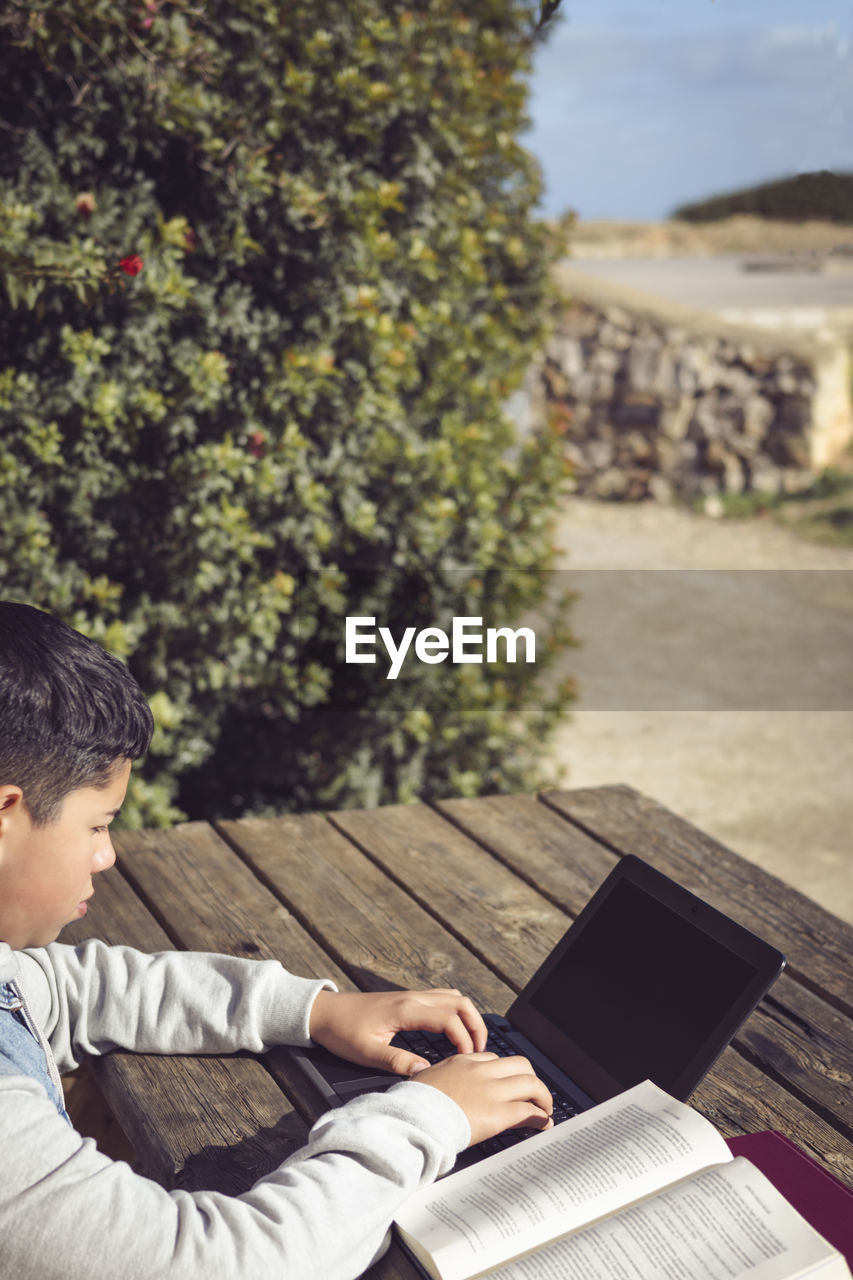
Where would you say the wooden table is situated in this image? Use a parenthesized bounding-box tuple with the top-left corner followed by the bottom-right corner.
(63, 785, 853, 1279)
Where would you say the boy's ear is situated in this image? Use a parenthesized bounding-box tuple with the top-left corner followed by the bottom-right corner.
(0, 786, 25, 834)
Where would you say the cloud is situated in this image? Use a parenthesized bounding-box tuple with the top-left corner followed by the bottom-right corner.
(526, 21, 853, 218)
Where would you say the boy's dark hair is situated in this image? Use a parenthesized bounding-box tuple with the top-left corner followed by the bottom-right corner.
(0, 601, 154, 825)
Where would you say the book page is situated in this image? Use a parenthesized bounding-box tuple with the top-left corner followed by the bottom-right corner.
(396, 1081, 732, 1280)
(488, 1158, 848, 1280)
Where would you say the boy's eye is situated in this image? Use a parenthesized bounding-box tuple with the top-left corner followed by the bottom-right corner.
(92, 825, 107, 835)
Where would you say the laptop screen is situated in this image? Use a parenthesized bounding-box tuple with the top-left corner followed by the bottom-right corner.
(508, 856, 785, 1102)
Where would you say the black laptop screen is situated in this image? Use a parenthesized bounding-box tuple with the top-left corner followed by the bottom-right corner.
(523, 878, 757, 1094)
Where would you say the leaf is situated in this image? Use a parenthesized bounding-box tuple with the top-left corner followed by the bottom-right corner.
(0, 0, 574, 824)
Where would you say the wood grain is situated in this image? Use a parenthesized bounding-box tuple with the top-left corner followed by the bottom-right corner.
(218, 812, 511, 1012)
(734, 976, 853, 1140)
(60, 826, 434, 1277)
(693, 1046, 853, 1189)
(115, 822, 350, 986)
(438, 790, 853, 1140)
(328, 802, 568, 992)
(113, 820, 450, 1280)
(109, 822, 353, 1120)
(50, 784, 853, 1266)
(434, 792, 616, 915)
(542, 786, 853, 1012)
(59, 853, 308, 1192)
(236, 798, 850, 1152)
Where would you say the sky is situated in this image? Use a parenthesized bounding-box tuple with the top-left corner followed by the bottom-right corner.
(525, 0, 853, 220)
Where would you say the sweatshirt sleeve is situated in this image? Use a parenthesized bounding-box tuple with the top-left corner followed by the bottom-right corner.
(0, 1071, 471, 1280)
(3, 940, 473, 1279)
(17, 938, 334, 1071)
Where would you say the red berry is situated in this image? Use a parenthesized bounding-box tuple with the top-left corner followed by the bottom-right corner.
(118, 254, 144, 277)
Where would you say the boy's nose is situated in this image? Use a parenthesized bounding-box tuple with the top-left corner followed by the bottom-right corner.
(92, 837, 116, 873)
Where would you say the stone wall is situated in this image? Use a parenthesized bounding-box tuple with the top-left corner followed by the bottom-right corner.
(517, 269, 853, 503)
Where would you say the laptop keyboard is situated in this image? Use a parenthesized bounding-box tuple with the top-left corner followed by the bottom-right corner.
(392, 1023, 580, 1162)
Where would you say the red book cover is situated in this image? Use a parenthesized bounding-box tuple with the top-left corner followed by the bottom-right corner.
(727, 1132, 853, 1268)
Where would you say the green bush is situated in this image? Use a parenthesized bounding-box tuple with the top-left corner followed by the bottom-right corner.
(0, 0, 573, 826)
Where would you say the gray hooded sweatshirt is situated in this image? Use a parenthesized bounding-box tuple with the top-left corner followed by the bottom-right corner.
(0, 937, 469, 1280)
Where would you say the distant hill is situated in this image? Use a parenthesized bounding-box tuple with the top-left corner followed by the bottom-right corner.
(671, 171, 853, 225)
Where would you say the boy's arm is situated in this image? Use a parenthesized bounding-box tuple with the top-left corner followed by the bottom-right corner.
(18, 938, 336, 1068)
(0, 1068, 469, 1280)
(5, 946, 549, 1279)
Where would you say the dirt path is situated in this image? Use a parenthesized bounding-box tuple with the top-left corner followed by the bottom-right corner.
(548, 499, 853, 923)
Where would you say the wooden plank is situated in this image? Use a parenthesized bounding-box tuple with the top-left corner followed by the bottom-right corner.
(112, 822, 356, 1119)
(216, 810, 553, 1280)
(97, 1048, 308, 1194)
(693, 1046, 853, 1190)
(115, 819, 459, 1280)
(537, 786, 853, 1142)
(734, 976, 853, 1142)
(115, 822, 350, 986)
(334, 797, 853, 1145)
(437, 793, 853, 1138)
(542, 785, 853, 1013)
(433, 793, 616, 915)
(327, 803, 568, 993)
(217, 812, 511, 1012)
(62, 856, 177, 952)
(60, 855, 309, 1193)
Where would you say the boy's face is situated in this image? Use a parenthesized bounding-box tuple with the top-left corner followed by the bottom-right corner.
(0, 760, 131, 949)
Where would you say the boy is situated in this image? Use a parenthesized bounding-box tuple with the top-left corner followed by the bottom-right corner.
(0, 601, 552, 1280)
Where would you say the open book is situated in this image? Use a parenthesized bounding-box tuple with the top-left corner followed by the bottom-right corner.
(395, 1080, 852, 1280)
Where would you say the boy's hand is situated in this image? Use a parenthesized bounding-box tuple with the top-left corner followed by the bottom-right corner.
(308, 987, 487, 1075)
(413, 1052, 554, 1147)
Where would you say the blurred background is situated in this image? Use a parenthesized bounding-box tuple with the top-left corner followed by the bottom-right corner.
(526, 0, 851, 222)
(1, 0, 851, 919)
(520, 0, 853, 921)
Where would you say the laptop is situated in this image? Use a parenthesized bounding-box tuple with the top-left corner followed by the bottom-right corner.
(293, 854, 785, 1167)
